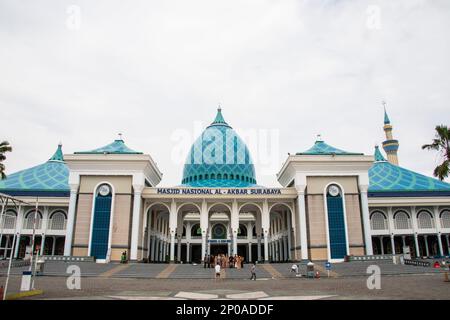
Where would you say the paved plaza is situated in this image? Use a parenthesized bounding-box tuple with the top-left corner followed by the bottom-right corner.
(1, 260, 449, 300)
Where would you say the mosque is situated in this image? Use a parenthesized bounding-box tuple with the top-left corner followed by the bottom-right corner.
(0, 108, 450, 264)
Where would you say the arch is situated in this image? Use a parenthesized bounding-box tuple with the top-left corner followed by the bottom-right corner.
(191, 223, 201, 237)
(224, 173, 228, 180)
(268, 202, 293, 214)
(24, 209, 43, 229)
(208, 202, 232, 213)
(370, 211, 387, 230)
(393, 210, 411, 229)
(49, 210, 67, 230)
(146, 202, 171, 214)
(417, 210, 434, 229)
(177, 202, 201, 215)
(440, 209, 450, 228)
(238, 223, 248, 237)
(88, 181, 115, 261)
(239, 202, 263, 214)
(323, 182, 349, 261)
(3, 209, 17, 229)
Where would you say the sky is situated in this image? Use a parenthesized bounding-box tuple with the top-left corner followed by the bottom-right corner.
(1, 0, 449, 187)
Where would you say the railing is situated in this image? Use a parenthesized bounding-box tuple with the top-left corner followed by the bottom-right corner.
(403, 259, 431, 267)
(346, 254, 396, 262)
(43, 255, 94, 262)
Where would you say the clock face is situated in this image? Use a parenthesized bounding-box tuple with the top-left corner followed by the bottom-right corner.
(328, 185, 340, 197)
(98, 184, 111, 196)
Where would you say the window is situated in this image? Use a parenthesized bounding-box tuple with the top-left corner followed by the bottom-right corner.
(394, 211, 410, 230)
(24, 211, 42, 229)
(441, 210, 450, 228)
(2, 210, 16, 229)
(50, 211, 66, 230)
(370, 212, 387, 230)
(417, 211, 434, 229)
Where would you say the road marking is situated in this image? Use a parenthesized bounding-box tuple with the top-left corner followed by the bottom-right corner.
(175, 291, 219, 300)
(226, 291, 268, 299)
(100, 264, 130, 277)
(261, 264, 282, 278)
(156, 264, 178, 278)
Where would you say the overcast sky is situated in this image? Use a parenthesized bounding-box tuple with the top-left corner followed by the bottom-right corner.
(1, 0, 449, 187)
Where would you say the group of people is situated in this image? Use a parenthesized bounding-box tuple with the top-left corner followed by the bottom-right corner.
(204, 254, 244, 269)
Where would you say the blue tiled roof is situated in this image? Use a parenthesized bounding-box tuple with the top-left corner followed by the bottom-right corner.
(369, 146, 450, 194)
(75, 139, 142, 154)
(297, 140, 363, 156)
(181, 108, 257, 188)
(0, 144, 69, 195)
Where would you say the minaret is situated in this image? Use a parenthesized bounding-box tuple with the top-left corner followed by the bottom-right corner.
(381, 102, 400, 165)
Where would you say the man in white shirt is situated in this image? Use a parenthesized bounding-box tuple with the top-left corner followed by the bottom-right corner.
(215, 263, 221, 280)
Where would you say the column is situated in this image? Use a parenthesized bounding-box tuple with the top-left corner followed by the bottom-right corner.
(169, 230, 176, 263)
(40, 234, 46, 256)
(283, 236, 288, 261)
(360, 188, 374, 255)
(257, 235, 262, 262)
(296, 188, 309, 260)
(231, 200, 238, 256)
(186, 243, 190, 263)
(52, 236, 56, 255)
(200, 200, 207, 262)
(286, 211, 292, 260)
(411, 206, 420, 257)
(151, 235, 156, 261)
(424, 235, 429, 257)
(414, 234, 420, 257)
(433, 207, 444, 256)
(380, 237, 384, 255)
(446, 235, 450, 255)
(390, 234, 395, 254)
(177, 236, 182, 262)
(169, 200, 177, 263)
(14, 234, 20, 258)
(64, 183, 79, 256)
(130, 184, 144, 261)
(263, 230, 269, 262)
(248, 242, 252, 262)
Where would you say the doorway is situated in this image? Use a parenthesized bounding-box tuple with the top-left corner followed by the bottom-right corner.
(210, 244, 227, 256)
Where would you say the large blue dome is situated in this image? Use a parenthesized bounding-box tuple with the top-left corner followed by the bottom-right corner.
(181, 108, 257, 188)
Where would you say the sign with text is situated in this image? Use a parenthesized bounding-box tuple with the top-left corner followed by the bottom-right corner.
(156, 188, 282, 195)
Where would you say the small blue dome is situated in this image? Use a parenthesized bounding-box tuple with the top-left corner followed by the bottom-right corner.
(181, 108, 257, 187)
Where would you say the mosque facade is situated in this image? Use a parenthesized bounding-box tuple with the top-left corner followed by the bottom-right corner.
(1, 108, 450, 263)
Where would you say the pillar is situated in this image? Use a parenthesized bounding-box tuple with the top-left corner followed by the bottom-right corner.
(186, 243, 190, 263)
(263, 231, 269, 262)
(231, 200, 238, 256)
(130, 183, 144, 261)
(446, 235, 450, 255)
(151, 235, 156, 261)
(437, 233, 444, 257)
(424, 235, 429, 257)
(414, 234, 420, 257)
(283, 236, 288, 261)
(360, 188, 373, 255)
(14, 234, 20, 258)
(286, 211, 292, 260)
(170, 230, 176, 263)
(52, 236, 56, 255)
(177, 236, 182, 262)
(296, 188, 309, 260)
(248, 242, 252, 262)
(391, 234, 395, 254)
(380, 236, 384, 255)
(64, 183, 79, 256)
(200, 200, 208, 262)
(40, 234, 46, 256)
(257, 235, 262, 262)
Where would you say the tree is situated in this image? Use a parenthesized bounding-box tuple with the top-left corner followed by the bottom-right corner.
(422, 125, 450, 181)
(0, 141, 12, 180)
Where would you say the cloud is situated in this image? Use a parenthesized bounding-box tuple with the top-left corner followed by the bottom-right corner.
(1, 0, 449, 186)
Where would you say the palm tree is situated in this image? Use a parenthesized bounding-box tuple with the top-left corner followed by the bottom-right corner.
(0, 141, 12, 180)
(422, 125, 450, 181)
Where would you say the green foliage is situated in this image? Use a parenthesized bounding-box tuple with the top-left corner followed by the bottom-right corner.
(422, 125, 450, 181)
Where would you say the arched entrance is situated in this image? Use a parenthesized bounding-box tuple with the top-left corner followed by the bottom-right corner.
(269, 203, 294, 262)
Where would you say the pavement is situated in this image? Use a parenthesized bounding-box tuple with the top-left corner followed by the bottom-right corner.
(1, 259, 449, 300)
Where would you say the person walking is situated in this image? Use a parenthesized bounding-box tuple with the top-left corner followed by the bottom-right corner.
(207, 255, 211, 268)
(204, 255, 208, 268)
(215, 263, 221, 280)
(250, 263, 256, 281)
